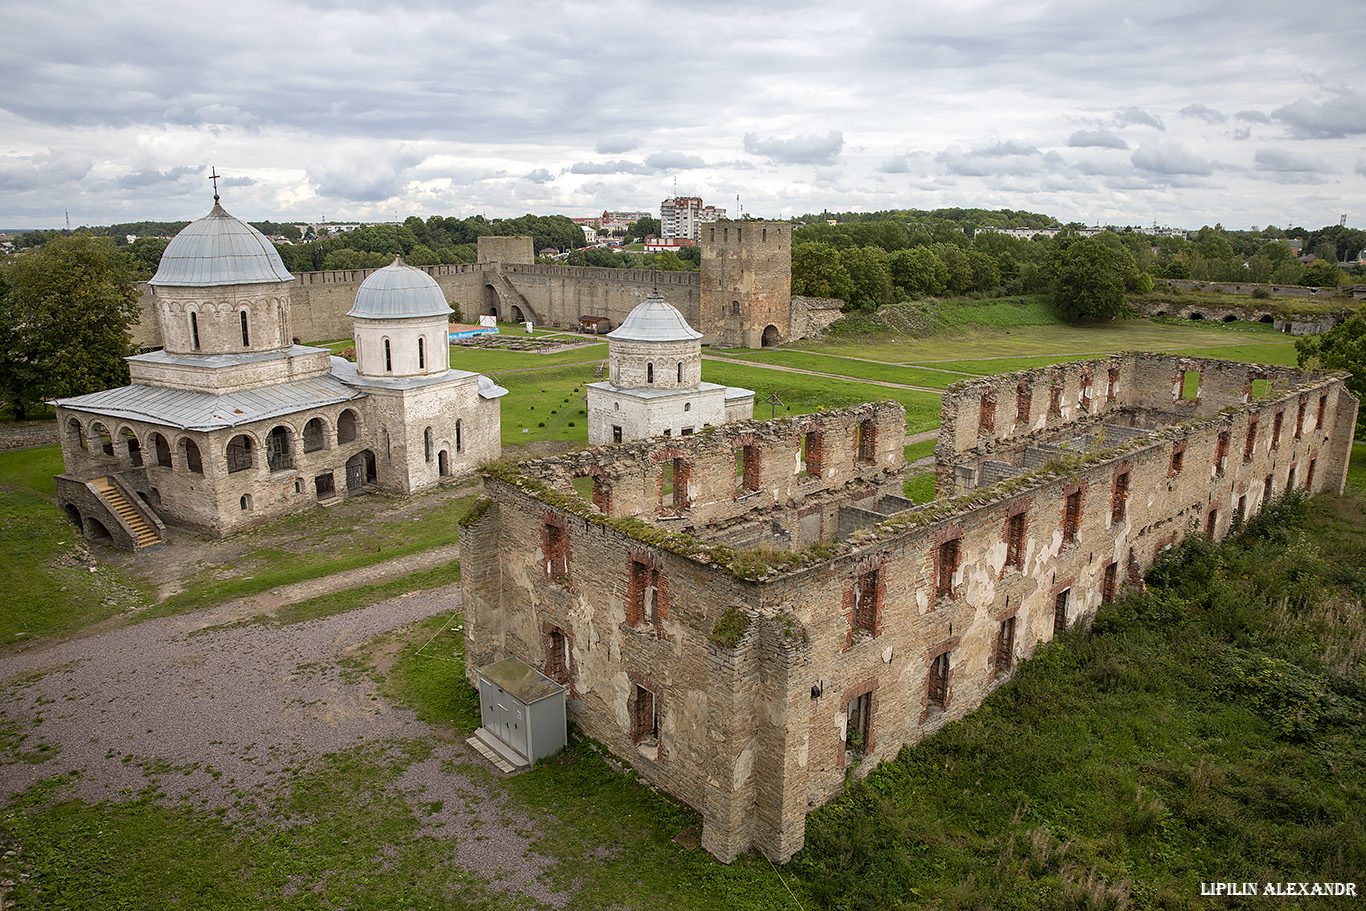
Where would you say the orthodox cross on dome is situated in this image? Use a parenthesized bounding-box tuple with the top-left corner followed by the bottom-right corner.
(209, 167, 221, 202)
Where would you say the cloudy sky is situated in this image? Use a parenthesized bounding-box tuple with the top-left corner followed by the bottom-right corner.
(2, 0, 1364, 231)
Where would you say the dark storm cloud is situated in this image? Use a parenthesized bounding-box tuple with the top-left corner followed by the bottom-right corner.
(1066, 130, 1129, 150)
(742, 131, 844, 166)
(1179, 103, 1226, 124)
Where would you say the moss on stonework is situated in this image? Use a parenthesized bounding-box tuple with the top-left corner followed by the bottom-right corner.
(709, 607, 751, 648)
(457, 497, 492, 528)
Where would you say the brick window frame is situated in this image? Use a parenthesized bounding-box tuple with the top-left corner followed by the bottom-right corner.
(1111, 462, 1132, 524)
(1079, 367, 1094, 413)
(1263, 474, 1274, 508)
(1306, 456, 1316, 490)
(1205, 507, 1218, 538)
(800, 425, 825, 478)
(932, 526, 964, 603)
(1052, 580, 1073, 636)
(1244, 414, 1259, 463)
(1174, 365, 1202, 404)
(856, 416, 878, 463)
(1316, 393, 1327, 432)
(1101, 561, 1118, 603)
(627, 670, 665, 761)
(542, 623, 574, 687)
(1002, 500, 1029, 574)
(626, 551, 668, 634)
(1106, 366, 1120, 404)
(1060, 481, 1084, 546)
(1168, 440, 1186, 477)
(1213, 430, 1230, 477)
(653, 447, 692, 515)
(921, 637, 960, 722)
(1295, 396, 1307, 439)
(994, 615, 1016, 675)
(1047, 381, 1062, 418)
(838, 677, 878, 768)
(1271, 410, 1283, 450)
(542, 512, 571, 587)
(1015, 381, 1033, 430)
(731, 432, 762, 497)
(977, 392, 996, 436)
(843, 553, 886, 648)
(572, 466, 613, 515)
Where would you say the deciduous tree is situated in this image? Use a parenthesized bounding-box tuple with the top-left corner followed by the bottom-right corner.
(1296, 313, 1366, 437)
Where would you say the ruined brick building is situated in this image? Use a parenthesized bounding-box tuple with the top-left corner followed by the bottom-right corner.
(53, 200, 506, 548)
(459, 353, 1356, 863)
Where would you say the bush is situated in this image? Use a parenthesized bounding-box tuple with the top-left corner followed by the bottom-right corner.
(1251, 286, 1272, 300)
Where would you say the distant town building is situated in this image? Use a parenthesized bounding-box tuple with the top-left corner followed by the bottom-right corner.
(660, 197, 725, 241)
(600, 211, 653, 235)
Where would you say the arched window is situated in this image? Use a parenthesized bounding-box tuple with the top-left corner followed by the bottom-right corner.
(383, 338, 392, 372)
(189, 311, 200, 350)
(418, 337, 426, 370)
(182, 439, 203, 474)
(226, 435, 253, 473)
(303, 417, 326, 452)
(66, 418, 85, 450)
(240, 494, 253, 511)
(677, 362, 683, 383)
(240, 310, 250, 347)
(266, 426, 292, 472)
(647, 362, 654, 384)
(424, 426, 434, 462)
(153, 433, 172, 468)
(731, 300, 740, 315)
(92, 423, 114, 456)
(337, 409, 358, 444)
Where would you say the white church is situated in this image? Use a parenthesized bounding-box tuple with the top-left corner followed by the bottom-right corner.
(586, 292, 753, 445)
(53, 198, 506, 548)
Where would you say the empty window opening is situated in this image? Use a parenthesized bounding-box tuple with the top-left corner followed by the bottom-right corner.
(240, 494, 252, 511)
(647, 362, 654, 384)
(1053, 589, 1070, 636)
(153, 434, 171, 468)
(612, 425, 623, 443)
(315, 472, 335, 500)
(418, 336, 426, 370)
(1016, 382, 1033, 428)
(303, 418, 326, 453)
(683, 402, 691, 412)
(1006, 511, 1026, 570)
(226, 435, 253, 473)
(438, 449, 450, 476)
(266, 426, 292, 472)
(67, 419, 86, 450)
(1214, 430, 1230, 476)
(1306, 458, 1316, 490)
(631, 685, 658, 746)
(661, 457, 690, 510)
(995, 617, 1016, 675)
(182, 440, 203, 474)
(1316, 394, 1327, 431)
(455, 419, 463, 453)
(1106, 367, 1119, 403)
(1263, 474, 1274, 508)
(338, 409, 358, 444)
(1048, 383, 1062, 417)
(1286, 466, 1296, 490)
(736, 444, 761, 494)
(189, 311, 200, 350)
(628, 559, 663, 627)
(978, 393, 995, 435)
(240, 310, 250, 347)
(856, 418, 877, 463)
(123, 431, 142, 468)
(1169, 440, 1186, 475)
(543, 520, 570, 584)
(801, 430, 823, 477)
(1237, 495, 1247, 526)
(1112, 471, 1130, 523)
(928, 652, 950, 709)
(1205, 508, 1218, 537)
(1295, 398, 1306, 439)
(1062, 490, 1082, 545)
(853, 568, 880, 638)
(1249, 377, 1271, 399)
(546, 628, 569, 683)
(1179, 369, 1200, 401)
(845, 692, 872, 761)
(677, 362, 683, 383)
(937, 538, 960, 598)
(1271, 411, 1283, 449)
(424, 426, 433, 463)
(731, 300, 740, 315)
(1102, 562, 1118, 603)
(95, 425, 114, 457)
(1244, 415, 1259, 462)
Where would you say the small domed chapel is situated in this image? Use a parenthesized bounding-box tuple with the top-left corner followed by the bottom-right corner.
(54, 199, 506, 546)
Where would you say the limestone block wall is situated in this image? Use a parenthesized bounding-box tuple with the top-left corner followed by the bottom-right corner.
(359, 375, 501, 496)
(152, 280, 295, 356)
(585, 385, 729, 445)
(476, 235, 534, 264)
(699, 221, 792, 347)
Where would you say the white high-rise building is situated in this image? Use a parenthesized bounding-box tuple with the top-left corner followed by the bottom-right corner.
(659, 197, 725, 241)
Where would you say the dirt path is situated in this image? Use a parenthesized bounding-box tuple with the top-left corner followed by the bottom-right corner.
(0, 586, 569, 907)
(702, 353, 945, 394)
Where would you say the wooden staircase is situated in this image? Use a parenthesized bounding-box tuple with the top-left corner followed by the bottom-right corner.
(91, 477, 162, 549)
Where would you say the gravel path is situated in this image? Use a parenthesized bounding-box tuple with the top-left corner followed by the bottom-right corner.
(0, 585, 569, 908)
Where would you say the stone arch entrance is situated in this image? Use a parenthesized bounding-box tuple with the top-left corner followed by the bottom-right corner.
(511, 305, 525, 323)
(64, 504, 81, 528)
(761, 325, 781, 347)
(438, 450, 450, 476)
(346, 450, 377, 492)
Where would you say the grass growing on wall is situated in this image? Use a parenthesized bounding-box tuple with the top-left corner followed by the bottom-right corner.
(791, 491, 1366, 910)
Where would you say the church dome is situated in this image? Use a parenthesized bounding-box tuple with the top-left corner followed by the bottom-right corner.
(149, 202, 294, 287)
(348, 257, 452, 319)
(607, 294, 703, 342)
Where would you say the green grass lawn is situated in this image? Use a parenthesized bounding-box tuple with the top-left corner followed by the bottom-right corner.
(497, 365, 597, 446)
(706, 349, 973, 389)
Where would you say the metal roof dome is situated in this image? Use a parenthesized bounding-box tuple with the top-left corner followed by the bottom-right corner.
(347, 257, 453, 320)
(148, 202, 294, 287)
(606, 294, 702, 342)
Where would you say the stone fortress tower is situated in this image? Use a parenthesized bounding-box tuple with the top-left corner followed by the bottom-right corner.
(698, 220, 792, 348)
(586, 292, 753, 444)
(53, 198, 505, 548)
